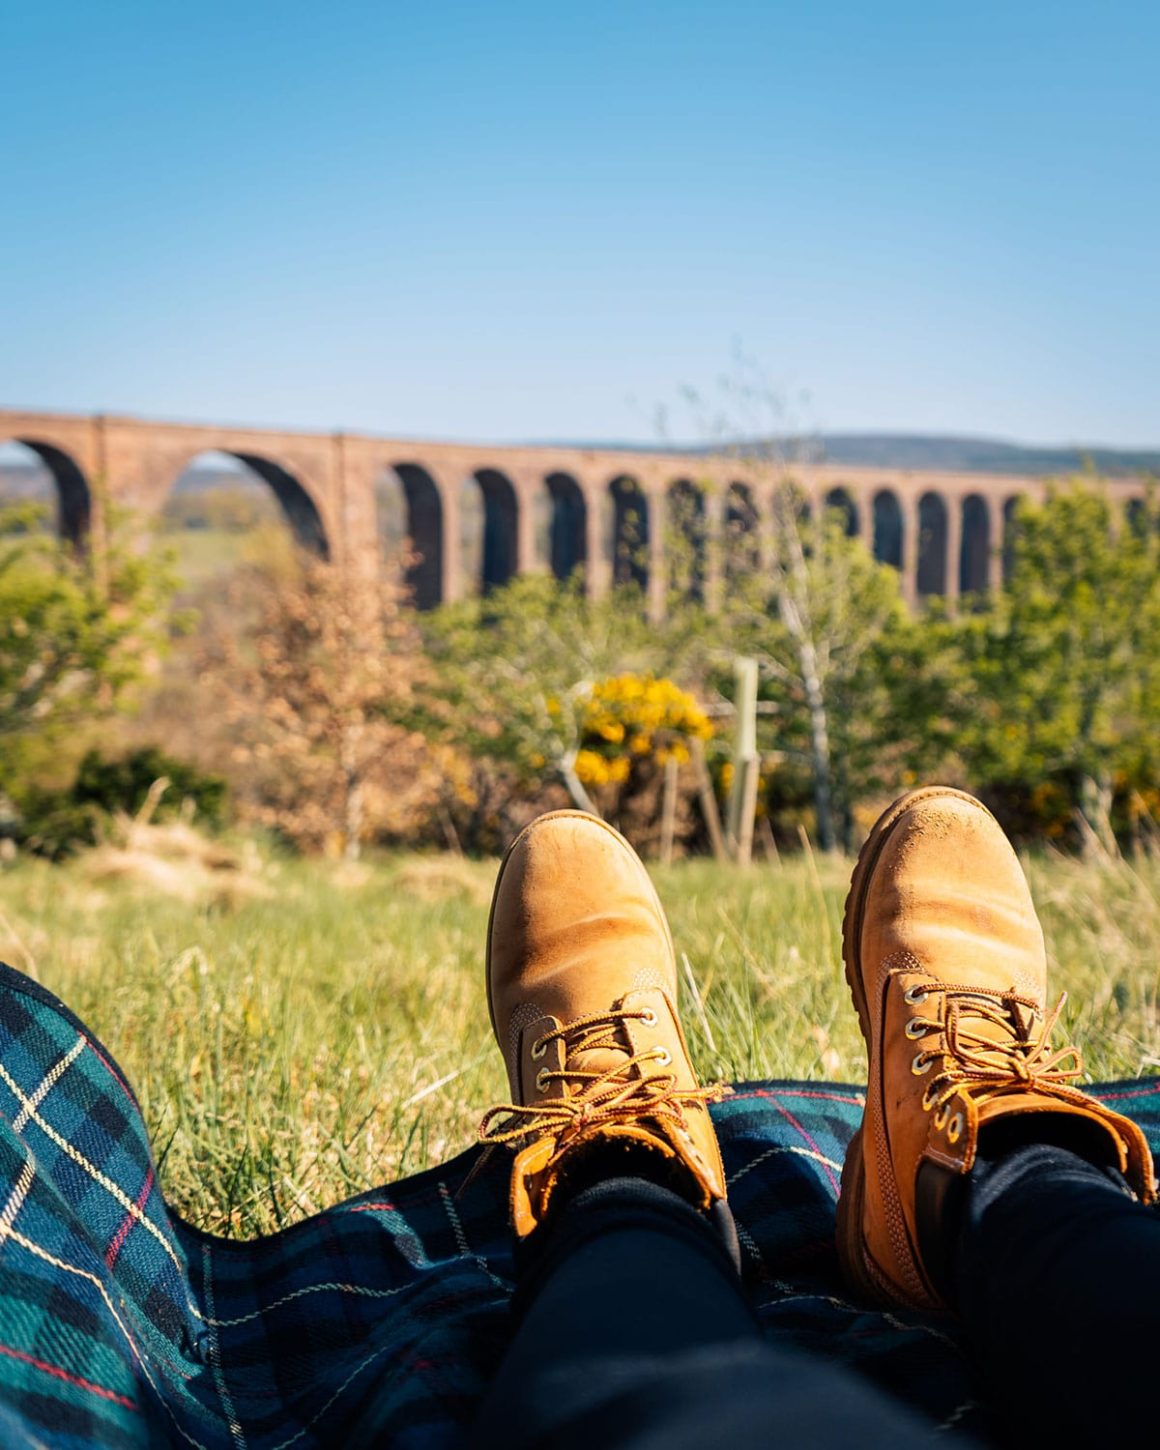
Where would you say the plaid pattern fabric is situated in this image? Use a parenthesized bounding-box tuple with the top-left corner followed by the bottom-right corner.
(0, 959, 1156, 1448)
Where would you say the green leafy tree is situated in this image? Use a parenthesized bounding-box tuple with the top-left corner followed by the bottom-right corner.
(420, 574, 676, 815)
(863, 599, 976, 789)
(961, 485, 1160, 851)
(663, 366, 932, 851)
(710, 485, 912, 850)
(0, 502, 176, 791)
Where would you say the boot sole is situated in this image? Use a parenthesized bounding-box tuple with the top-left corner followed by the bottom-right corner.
(837, 785, 996, 1302)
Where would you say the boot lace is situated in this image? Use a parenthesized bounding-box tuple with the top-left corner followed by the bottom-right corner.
(477, 1008, 724, 1173)
(905, 981, 1085, 1139)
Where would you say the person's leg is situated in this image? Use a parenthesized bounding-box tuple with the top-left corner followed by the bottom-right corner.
(474, 810, 941, 1450)
(475, 1172, 938, 1450)
(837, 787, 1157, 1440)
(951, 1139, 1160, 1442)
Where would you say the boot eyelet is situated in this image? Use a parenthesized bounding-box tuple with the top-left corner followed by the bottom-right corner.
(921, 1085, 938, 1111)
(639, 1008, 658, 1027)
(933, 1104, 950, 1129)
(530, 1037, 547, 1060)
(947, 1112, 964, 1143)
(903, 985, 929, 1006)
(904, 1018, 927, 1040)
(652, 1048, 672, 1067)
(535, 1068, 551, 1093)
(911, 1053, 932, 1076)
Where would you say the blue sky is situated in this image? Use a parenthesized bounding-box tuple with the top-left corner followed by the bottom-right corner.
(2, 1, 1157, 446)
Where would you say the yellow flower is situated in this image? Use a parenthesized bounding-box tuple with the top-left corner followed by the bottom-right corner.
(575, 749, 609, 786)
(579, 673, 714, 765)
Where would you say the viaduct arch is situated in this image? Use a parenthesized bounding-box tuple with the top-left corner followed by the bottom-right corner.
(0, 409, 1148, 617)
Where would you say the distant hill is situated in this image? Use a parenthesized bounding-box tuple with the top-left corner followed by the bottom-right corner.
(794, 433, 1160, 477)
(537, 433, 1160, 478)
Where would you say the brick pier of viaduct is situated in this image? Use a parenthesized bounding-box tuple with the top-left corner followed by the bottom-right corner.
(0, 409, 1146, 615)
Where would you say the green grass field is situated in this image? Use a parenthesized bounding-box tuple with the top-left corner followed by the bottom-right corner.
(0, 846, 1156, 1237)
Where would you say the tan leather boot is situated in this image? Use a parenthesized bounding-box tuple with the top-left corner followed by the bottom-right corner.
(479, 810, 728, 1238)
(837, 786, 1155, 1309)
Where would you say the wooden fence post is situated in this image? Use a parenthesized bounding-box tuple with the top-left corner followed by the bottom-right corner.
(659, 755, 679, 865)
(726, 656, 759, 859)
(690, 737, 727, 863)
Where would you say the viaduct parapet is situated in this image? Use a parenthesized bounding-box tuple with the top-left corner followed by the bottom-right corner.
(0, 408, 1147, 615)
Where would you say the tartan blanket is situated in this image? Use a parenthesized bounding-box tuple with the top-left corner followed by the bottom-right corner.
(0, 960, 1156, 1449)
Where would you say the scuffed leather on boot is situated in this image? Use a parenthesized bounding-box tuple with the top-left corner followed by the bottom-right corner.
(837, 787, 1155, 1310)
(479, 810, 728, 1237)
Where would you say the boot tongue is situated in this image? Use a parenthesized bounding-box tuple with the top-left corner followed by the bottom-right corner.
(564, 1032, 635, 1088)
(1009, 999, 1039, 1040)
(946, 991, 1034, 1069)
(568, 1050, 630, 1080)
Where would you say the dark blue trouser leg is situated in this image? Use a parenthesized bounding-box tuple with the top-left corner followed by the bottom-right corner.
(955, 1142, 1160, 1443)
(473, 1177, 937, 1450)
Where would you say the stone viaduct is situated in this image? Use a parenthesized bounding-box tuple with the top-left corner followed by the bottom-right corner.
(0, 408, 1147, 616)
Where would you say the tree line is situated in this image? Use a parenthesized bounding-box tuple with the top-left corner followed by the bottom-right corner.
(0, 482, 1156, 859)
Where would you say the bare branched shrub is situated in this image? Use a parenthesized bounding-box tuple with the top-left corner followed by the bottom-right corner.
(199, 560, 438, 857)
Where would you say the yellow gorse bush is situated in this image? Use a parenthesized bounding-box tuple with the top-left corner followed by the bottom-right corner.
(574, 673, 712, 788)
(574, 749, 632, 787)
